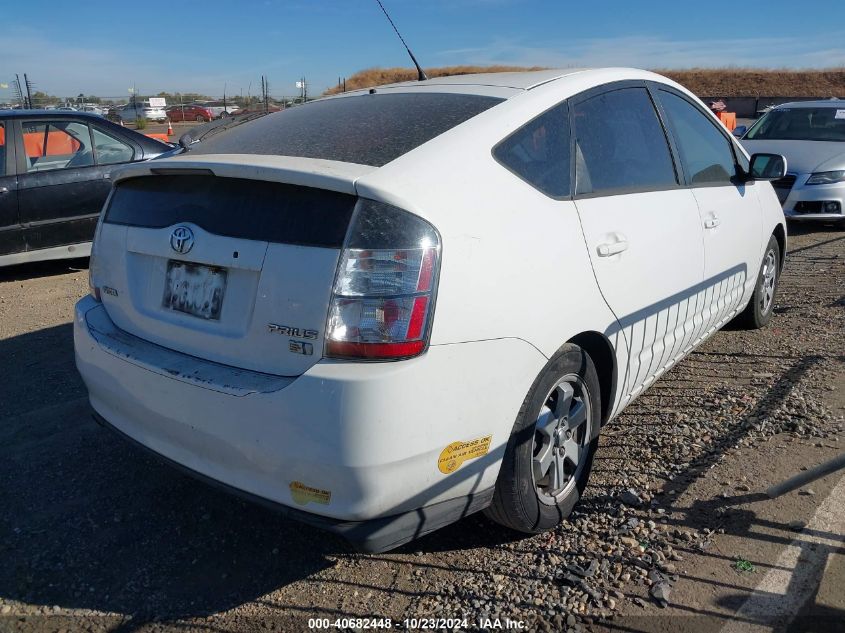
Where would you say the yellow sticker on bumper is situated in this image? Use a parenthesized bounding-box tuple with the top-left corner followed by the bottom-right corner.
(438, 435, 492, 474)
(289, 481, 331, 506)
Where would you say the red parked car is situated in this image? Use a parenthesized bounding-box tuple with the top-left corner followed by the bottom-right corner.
(166, 105, 214, 123)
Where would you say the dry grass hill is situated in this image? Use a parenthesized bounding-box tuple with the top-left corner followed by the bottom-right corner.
(325, 66, 845, 97)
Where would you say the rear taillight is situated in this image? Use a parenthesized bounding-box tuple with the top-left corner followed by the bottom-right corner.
(88, 207, 111, 301)
(325, 200, 440, 360)
(88, 223, 102, 302)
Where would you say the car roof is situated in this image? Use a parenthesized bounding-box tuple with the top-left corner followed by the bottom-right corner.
(329, 67, 681, 101)
(330, 68, 600, 100)
(775, 99, 845, 109)
(383, 68, 590, 90)
(0, 109, 113, 120)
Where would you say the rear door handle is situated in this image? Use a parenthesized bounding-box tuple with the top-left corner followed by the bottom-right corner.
(596, 240, 629, 257)
(704, 215, 721, 229)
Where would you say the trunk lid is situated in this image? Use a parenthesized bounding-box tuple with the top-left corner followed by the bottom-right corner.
(94, 156, 375, 376)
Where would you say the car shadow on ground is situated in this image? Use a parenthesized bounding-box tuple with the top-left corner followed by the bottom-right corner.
(0, 321, 531, 625)
(0, 257, 89, 283)
(0, 323, 352, 622)
(786, 220, 845, 238)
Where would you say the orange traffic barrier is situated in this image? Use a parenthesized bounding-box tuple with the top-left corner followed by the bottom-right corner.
(21, 132, 80, 158)
(145, 133, 171, 142)
(716, 111, 737, 132)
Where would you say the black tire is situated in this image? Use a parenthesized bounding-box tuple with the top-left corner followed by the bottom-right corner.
(484, 344, 601, 533)
(735, 234, 781, 329)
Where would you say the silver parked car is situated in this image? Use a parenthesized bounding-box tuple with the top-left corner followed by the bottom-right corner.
(118, 101, 168, 123)
(739, 100, 845, 226)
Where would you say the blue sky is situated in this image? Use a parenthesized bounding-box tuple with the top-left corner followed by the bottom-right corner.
(2, 0, 844, 99)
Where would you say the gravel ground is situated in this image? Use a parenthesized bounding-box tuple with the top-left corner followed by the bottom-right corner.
(0, 223, 843, 633)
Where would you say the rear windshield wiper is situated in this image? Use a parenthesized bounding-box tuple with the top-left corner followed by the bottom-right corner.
(178, 112, 271, 152)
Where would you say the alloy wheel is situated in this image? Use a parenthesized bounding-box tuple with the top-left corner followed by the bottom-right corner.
(760, 248, 777, 315)
(532, 374, 592, 505)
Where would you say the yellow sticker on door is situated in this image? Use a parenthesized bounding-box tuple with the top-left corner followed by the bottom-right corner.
(289, 481, 332, 506)
(438, 435, 492, 474)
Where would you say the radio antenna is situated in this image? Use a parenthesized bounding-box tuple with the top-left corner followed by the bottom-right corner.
(375, 0, 428, 81)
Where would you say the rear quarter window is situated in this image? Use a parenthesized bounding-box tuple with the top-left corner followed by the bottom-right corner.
(190, 92, 504, 167)
(493, 101, 571, 198)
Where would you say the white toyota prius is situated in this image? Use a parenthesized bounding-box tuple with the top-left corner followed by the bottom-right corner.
(75, 68, 788, 552)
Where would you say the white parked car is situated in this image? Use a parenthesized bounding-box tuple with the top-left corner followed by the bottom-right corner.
(118, 101, 167, 123)
(80, 104, 105, 116)
(76, 68, 787, 552)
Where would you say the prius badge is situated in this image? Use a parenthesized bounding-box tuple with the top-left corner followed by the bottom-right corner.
(170, 226, 195, 254)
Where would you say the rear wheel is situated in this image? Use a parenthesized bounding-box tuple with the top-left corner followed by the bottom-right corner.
(735, 234, 780, 329)
(196, 115, 207, 122)
(485, 344, 601, 533)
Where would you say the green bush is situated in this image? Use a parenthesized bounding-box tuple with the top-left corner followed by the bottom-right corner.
(135, 117, 146, 130)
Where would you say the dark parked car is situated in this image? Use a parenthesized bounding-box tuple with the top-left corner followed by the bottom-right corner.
(166, 105, 214, 123)
(0, 110, 172, 266)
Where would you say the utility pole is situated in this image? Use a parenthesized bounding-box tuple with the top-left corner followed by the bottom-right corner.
(23, 74, 33, 109)
(14, 75, 24, 108)
(261, 75, 269, 113)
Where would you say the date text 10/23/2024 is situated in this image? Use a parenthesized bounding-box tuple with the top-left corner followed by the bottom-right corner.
(307, 617, 527, 630)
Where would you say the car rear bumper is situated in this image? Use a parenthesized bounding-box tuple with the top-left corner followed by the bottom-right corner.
(90, 408, 492, 552)
(74, 296, 545, 550)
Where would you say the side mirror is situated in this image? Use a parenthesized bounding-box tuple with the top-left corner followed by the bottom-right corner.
(732, 125, 747, 138)
(748, 153, 787, 181)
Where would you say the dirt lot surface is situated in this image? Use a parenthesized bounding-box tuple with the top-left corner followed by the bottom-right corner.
(1, 224, 843, 633)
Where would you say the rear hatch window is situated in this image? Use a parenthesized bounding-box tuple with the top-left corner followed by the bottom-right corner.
(106, 175, 355, 248)
(189, 92, 505, 166)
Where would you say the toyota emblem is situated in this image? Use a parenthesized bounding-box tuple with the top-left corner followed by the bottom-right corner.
(170, 226, 194, 254)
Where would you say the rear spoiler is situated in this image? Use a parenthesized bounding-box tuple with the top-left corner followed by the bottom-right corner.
(110, 154, 377, 195)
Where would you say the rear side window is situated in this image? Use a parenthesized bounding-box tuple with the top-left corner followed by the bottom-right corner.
(21, 121, 94, 173)
(191, 93, 504, 167)
(572, 88, 677, 196)
(658, 90, 738, 185)
(91, 126, 134, 165)
(105, 175, 356, 248)
(494, 101, 571, 198)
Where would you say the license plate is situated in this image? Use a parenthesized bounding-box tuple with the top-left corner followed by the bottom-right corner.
(163, 260, 227, 320)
